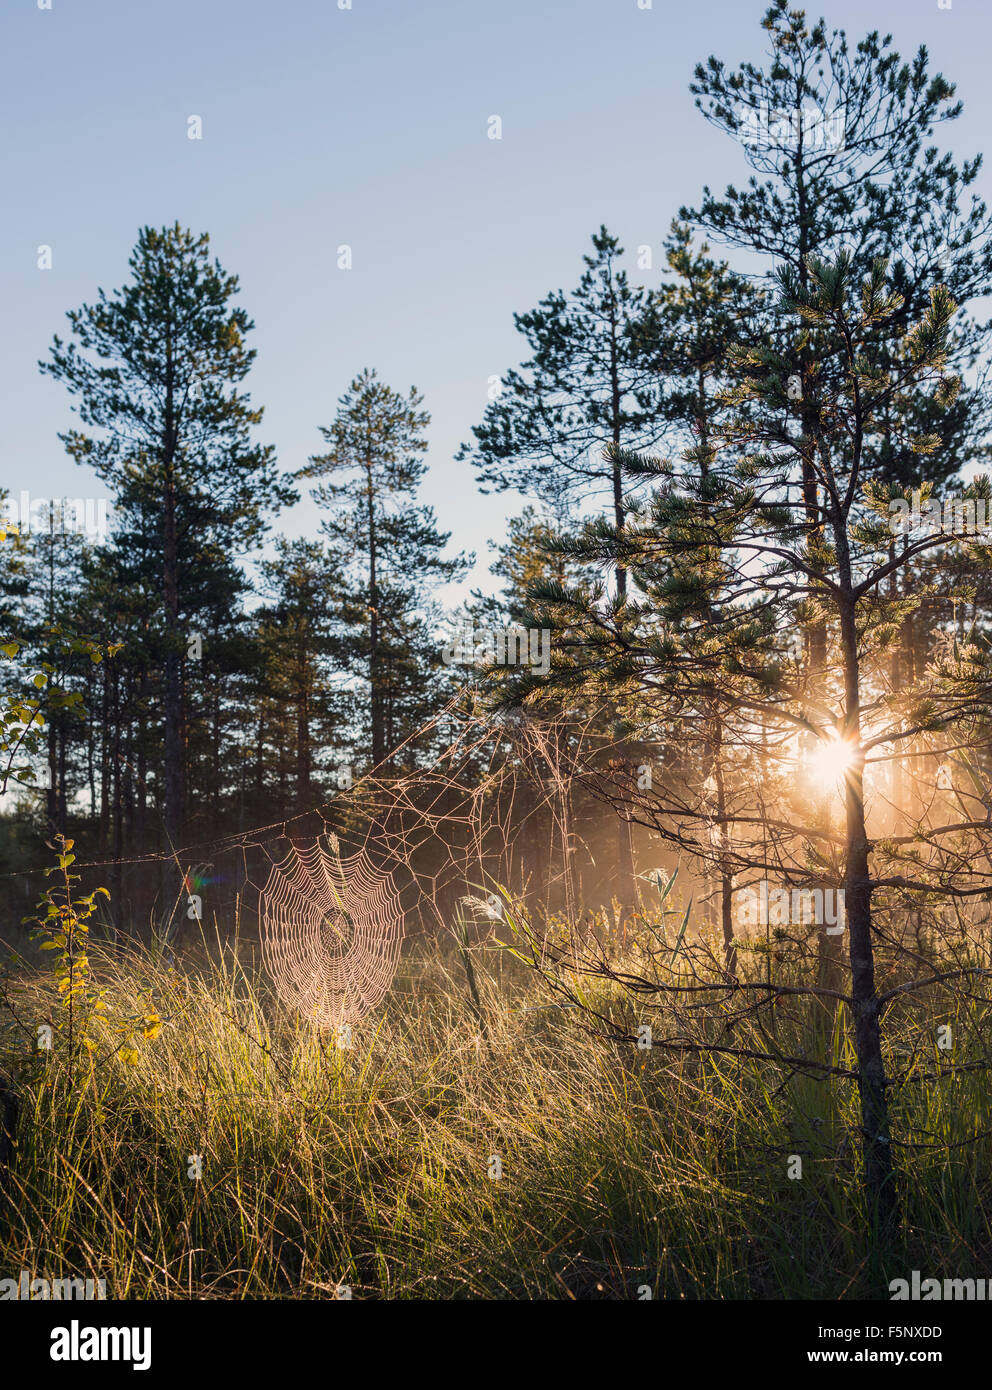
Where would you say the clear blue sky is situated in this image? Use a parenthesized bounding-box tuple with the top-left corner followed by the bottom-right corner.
(3, 0, 989, 606)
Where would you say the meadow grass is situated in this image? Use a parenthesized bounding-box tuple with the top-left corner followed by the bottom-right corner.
(1, 913, 991, 1300)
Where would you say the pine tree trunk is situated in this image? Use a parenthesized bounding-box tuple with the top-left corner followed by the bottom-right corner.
(838, 592, 897, 1242)
(46, 714, 58, 832)
(162, 341, 184, 865)
(366, 461, 385, 769)
(111, 696, 124, 941)
(296, 646, 311, 798)
(714, 744, 737, 979)
(163, 469, 182, 851)
(98, 664, 110, 854)
(608, 304, 636, 919)
(87, 684, 97, 821)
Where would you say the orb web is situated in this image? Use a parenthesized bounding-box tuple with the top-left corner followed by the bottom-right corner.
(260, 836, 405, 1027)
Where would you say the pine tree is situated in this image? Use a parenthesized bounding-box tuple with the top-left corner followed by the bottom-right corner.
(300, 369, 469, 769)
(685, 0, 992, 684)
(23, 506, 89, 836)
(472, 503, 592, 629)
(41, 224, 294, 862)
(645, 224, 762, 963)
(256, 538, 342, 804)
(545, 253, 992, 1255)
(518, 229, 759, 940)
(458, 226, 665, 604)
(459, 228, 670, 914)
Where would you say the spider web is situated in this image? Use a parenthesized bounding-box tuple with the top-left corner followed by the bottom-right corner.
(259, 834, 405, 1027)
(7, 695, 642, 1024)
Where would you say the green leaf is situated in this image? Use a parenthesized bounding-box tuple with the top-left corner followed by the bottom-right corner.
(671, 899, 692, 964)
(655, 867, 678, 906)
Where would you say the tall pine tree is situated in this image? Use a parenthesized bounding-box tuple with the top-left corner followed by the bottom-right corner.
(301, 369, 468, 770)
(41, 224, 294, 865)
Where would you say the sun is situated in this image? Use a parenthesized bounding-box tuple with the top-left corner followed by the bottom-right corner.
(806, 733, 856, 789)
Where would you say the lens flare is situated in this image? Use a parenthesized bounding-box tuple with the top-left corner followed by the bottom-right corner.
(806, 734, 855, 789)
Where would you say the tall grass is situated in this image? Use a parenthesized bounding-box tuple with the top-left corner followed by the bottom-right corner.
(1, 912, 991, 1299)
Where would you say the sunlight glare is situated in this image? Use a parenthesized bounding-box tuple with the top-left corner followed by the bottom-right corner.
(806, 734, 856, 789)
